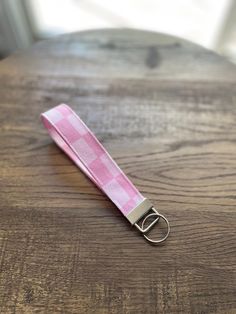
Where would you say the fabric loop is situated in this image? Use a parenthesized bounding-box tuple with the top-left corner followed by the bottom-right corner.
(41, 104, 145, 216)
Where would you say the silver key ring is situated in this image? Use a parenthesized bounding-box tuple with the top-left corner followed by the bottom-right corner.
(141, 212, 170, 244)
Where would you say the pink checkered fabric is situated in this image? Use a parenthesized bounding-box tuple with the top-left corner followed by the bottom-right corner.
(41, 104, 144, 216)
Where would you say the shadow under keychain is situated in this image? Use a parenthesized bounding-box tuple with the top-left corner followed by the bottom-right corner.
(41, 104, 170, 244)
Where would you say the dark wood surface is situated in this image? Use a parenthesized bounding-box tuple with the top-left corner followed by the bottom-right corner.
(0, 29, 236, 314)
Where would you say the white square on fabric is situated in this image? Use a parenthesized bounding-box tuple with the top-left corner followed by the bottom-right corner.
(73, 138, 97, 164)
(103, 178, 130, 207)
(68, 114, 88, 135)
(46, 109, 63, 123)
(100, 154, 120, 177)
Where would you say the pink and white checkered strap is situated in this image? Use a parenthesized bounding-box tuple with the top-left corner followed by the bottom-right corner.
(41, 104, 170, 244)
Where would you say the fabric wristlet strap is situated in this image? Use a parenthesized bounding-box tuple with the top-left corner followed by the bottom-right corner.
(41, 104, 170, 244)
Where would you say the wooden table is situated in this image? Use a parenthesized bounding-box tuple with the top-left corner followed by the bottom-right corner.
(0, 29, 235, 314)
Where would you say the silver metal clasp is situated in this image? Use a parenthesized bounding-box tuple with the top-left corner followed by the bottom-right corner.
(126, 199, 170, 244)
(134, 207, 160, 233)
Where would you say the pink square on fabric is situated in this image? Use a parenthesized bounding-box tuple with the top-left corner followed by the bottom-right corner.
(68, 114, 88, 135)
(42, 118, 52, 130)
(73, 138, 97, 164)
(83, 133, 104, 157)
(56, 104, 72, 117)
(55, 118, 81, 143)
(103, 178, 130, 208)
(121, 198, 137, 214)
(89, 157, 113, 185)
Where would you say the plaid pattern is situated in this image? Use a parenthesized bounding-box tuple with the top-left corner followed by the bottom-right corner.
(41, 104, 144, 216)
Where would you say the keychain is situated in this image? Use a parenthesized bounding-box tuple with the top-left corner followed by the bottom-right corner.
(41, 104, 170, 244)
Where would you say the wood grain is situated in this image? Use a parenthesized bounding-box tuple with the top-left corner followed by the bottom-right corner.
(0, 29, 236, 314)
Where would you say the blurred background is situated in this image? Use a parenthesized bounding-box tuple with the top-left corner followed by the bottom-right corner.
(0, 0, 236, 62)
